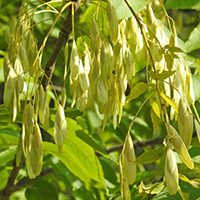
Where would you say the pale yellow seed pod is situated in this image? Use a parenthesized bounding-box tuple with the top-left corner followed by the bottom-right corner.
(34, 86, 40, 118)
(69, 76, 78, 108)
(119, 155, 131, 200)
(107, 1, 113, 23)
(122, 177, 131, 200)
(38, 86, 50, 130)
(26, 30, 32, 51)
(165, 147, 179, 196)
(114, 39, 122, 65)
(97, 75, 108, 105)
(178, 98, 193, 149)
(43, 97, 50, 130)
(194, 119, 200, 144)
(79, 72, 89, 92)
(38, 85, 45, 123)
(26, 153, 36, 179)
(124, 48, 135, 82)
(146, 4, 156, 27)
(100, 42, 108, 80)
(107, 1, 119, 43)
(13, 86, 18, 122)
(28, 123, 43, 177)
(4, 68, 16, 108)
(10, 18, 17, 34)
(3, 55, 12, 81)
(16, 134, 23, 167)
(5, 29, 12, 45)
(19, 44, 29, 72)
(123, 133, 136, 185)
(135, 33, 144, 63)
(64, 42, 68, 80)
(106, 42, 114, 79)
(77, 88, 88, 112)
(22, 103, 34, 157)
(54, 103, 67, 153)
(14, 56, 23, 76)
(70, 41, 80, 79)
(165, 123, 194, 169)
(91, 17, 100, 57)
(61, 87, 66, 109)
(129, 16, 140, 46)
(186, 69, 195, 104)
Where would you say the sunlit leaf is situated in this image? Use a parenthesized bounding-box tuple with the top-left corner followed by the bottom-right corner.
(111, 0, 148, 19)
(0, 133, 19, 148)
(135, 147, 166, 164)
(165, 0, 200, 10)
(25, 177, 58, 200)
(150, 100, 160, 118)
(192, 75, 200, 101)
(44, 118, 105, 187)
(126, 82, 147, 104)
(149, 70, 176, 80)
(0, 146, 17, 164)
(150, 109, 160, 135)
(139, 181, 165, 195)
(160, 92, 178, 113)
(185, 23, 200, 52)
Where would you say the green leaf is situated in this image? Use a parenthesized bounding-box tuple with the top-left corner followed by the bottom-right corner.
(135, 147, 166, 164)
(139, 181, 165, 195)
(152, 181, 200, 200)
(0, 146, 17, 164)
(44, 118, 105, 187)
(99, 157, 118, 185)
(185, 23, 200, 53)
(126, 82, 147, 103)
(25, 177, 58, 200)
(75, 130, 114, 161)
(149, 70, 176, 80)
(50, 157, 96, 200)
(150, 100, 160, 118)
(81, 1, 107, 33)
(0, 133, 19, 148)
(189, 146, 200, 163)
(168, 46, 185, 53)
(160, 92, 178, 113)
(0, 168, 9, 190)
(165, 0, 200, 10)
(150, 109, 160, 135)
(192, 74, 200, 101)
(135, 170, 162, 184)
(77, 35, 91, 56)
(111, 0, 148, 19)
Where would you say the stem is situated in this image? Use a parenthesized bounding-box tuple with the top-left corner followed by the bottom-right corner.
(41, 0, 81, 91)
(124, 0, 164, 118)
(128, 91, 155, 133)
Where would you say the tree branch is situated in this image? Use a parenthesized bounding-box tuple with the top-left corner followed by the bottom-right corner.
(41, 0, 81, 91)
(96, 137, 164, 157)
(0, 155, 24, 200)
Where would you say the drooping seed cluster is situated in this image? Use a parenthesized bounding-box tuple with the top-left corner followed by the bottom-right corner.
(68, 2, 143, 130)
(3, 7, 67, 178)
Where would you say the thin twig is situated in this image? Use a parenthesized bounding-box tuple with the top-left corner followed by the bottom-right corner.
(41, 0, 81, 91)
(95, 137, 164, 157)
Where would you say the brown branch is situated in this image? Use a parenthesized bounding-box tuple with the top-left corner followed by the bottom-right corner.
(96, 137, 164, 157)
(0, 167, 54, 197)
(0, 155, 24, 200)
(41, 0, 81, 91)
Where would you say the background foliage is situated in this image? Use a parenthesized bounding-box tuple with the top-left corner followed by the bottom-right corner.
(1, 0, 200, 199)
